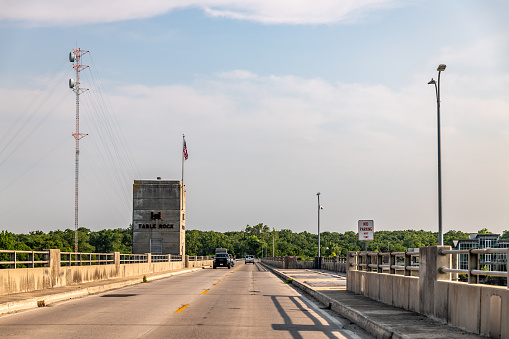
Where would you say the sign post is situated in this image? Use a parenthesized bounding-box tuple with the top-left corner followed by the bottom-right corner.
(358, 220, 374, 253)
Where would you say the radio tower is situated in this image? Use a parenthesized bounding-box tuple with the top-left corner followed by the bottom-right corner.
(69, 48, 89, 253)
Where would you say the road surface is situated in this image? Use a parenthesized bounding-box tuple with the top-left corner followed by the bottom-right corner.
(0, 261, 373, 338)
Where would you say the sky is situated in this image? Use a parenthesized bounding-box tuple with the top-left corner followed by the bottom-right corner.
(0, 0, 508, 236)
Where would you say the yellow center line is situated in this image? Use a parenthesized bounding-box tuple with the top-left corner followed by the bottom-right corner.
(222, 278, 226, 280)
(175, 304, 189, 313)
(214, 282, 219, 285)
(201, 289, 210, 294)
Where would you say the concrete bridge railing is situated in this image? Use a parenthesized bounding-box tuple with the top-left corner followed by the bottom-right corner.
(0, 249, 213, 296)
(348, 246, 509, 338)
(262, 256, 348, 272)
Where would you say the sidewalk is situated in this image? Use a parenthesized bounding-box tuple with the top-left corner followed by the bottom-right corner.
(264, 266, 483, 339)
(0, 267, 204, 315)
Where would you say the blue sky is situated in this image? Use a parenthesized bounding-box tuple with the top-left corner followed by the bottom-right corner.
(0, 0, 508, 236)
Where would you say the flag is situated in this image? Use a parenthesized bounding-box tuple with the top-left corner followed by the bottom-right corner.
(183, 139, 188, 160)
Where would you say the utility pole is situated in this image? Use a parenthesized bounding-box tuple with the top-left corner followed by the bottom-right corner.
(69, 48, 89, 253)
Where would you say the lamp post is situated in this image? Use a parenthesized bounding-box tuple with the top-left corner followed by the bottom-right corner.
(428, 64, 446, 246)
(273, 233, 275, 257)
(317, 192, 321, 258)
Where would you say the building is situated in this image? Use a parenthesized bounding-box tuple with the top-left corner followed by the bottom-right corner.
(132, 179, 186, 255)
(453, 233, 509, 271)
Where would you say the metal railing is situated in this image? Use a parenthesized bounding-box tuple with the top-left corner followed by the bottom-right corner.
(439, 248, 508, 284)
(350, 251, 420, 275)
(0, 250, 49, 268)
(322, 256, 347, 263)
(1, 250, 211, 268)
(188, 256, 211, 261)
(151, 255, 170, 263)
(350, 248, 508, 287)
(120, 254, 147, 264)
(60, 252, 115, 266)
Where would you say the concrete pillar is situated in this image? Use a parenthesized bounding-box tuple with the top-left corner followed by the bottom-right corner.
(389, 253, 395, 275)
(145, 253, 152, 264)
(43, 249, 61, 288)
(377, 253, 383, 273)
(113, 252, 120, 277)
(419, 246, 451, 317)
(185, 255, 189, 268)
(366, 253, 372, 272)
(289, 256, 297, 269)
(347, 252, 358, 272)
(333, 256, 339, 272)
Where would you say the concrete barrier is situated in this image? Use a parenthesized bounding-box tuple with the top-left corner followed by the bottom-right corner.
(0, 251, 212, 295)
(346, 246, 508, 338)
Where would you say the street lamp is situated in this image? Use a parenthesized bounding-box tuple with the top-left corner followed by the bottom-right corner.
(273, 233, 275, 257)
(316, 192, 323, 258)
(428, 64, 446, 246)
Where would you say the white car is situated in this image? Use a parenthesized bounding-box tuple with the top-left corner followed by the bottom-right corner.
(245, 255, 255, 264)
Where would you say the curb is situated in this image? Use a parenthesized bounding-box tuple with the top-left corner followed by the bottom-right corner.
(261, 263, 411, 339)
(0, 268, 202, 316)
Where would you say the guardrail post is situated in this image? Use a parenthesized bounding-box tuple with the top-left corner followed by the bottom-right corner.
(28, 252, 34, 268)
(9, 252, 15, 269)
(451, 252, 458, 281)
(377, 253, 383, 273)
(389, 253, 395, 274)
(145, 253, 152, 264)
(366, 252, 372, 272)
(185, 255, 189, 268)
(506, 248, 509, 288)
(167, 254, 171, 263)
(468, 248, 479, 284)
(404, 252, 411, 276)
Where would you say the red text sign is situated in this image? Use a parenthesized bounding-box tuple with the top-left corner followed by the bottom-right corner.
(358, 220, 374, 241)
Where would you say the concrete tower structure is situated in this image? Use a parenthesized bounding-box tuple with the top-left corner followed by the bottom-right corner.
(132, 179, 185, 255)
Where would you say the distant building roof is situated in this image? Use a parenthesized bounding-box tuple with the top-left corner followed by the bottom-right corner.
(453, 233, 507, 249)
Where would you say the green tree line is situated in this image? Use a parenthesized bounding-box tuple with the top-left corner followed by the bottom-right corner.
(0, 227, 132, 253)
(2, 224, 508, 258)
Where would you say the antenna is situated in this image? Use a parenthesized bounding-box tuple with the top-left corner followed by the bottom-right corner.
(69, 48, 89, 253)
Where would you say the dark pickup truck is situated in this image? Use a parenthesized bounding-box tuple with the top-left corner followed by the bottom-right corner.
(213, 253, 230, 269)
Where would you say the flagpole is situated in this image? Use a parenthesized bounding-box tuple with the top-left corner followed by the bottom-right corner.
(182, 134, 185, 187)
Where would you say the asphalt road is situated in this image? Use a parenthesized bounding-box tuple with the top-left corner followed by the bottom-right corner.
(0, 261, 373, 338)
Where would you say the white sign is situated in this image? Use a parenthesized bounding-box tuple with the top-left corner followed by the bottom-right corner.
(358, 220, 374, 241)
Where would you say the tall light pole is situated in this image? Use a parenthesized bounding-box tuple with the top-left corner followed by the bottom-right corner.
(273, 233, 275, 257)
(317, 192, 321, 258)
(428, 64, 446, 246)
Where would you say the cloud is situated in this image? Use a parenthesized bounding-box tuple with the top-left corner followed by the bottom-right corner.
(1, 66, 509, 234)
(0, 0, 399, 26)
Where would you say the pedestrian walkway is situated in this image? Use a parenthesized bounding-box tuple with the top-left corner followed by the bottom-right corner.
(0, 267, 203, 315)
(264, 266, 482, 339)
